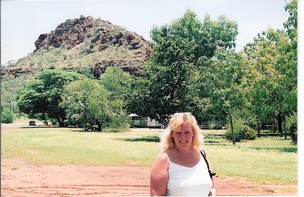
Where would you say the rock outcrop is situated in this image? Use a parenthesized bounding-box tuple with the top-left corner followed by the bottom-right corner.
(2, 16, 151, 77)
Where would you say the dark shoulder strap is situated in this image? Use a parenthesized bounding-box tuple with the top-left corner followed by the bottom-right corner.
(200, 149, 216, 179)
(200, 149, 210, 170)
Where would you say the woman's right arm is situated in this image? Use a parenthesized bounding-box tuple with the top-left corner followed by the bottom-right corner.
(150, 153, 169, 196)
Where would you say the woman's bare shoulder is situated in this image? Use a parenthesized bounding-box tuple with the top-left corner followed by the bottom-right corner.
(156, 152, 169, 162)
(152, 152, 170, 169)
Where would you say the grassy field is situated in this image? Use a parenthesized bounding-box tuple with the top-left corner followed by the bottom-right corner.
(1, 126, 297, 186)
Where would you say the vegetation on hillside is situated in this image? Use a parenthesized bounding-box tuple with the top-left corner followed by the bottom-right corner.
(3, 16, 150, 73)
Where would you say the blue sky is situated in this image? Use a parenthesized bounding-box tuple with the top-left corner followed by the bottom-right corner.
(1, 0, 290, 65)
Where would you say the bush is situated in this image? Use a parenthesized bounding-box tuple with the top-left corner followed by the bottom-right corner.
(225, 112, 256, 142)
(95, 27, 103, 34)
(91, 34, 100, 43)
(106, 115, 130, 130)
(225, 127, 256, 142)
(1, 109, 13, 123)
(243, 127, 257, 140)
(80, 46, 92, 54)
(87, 32, 92, 38)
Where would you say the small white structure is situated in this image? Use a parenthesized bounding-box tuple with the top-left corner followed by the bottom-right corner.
(147, 117, 164, 128)
(128, 114, 164, 128)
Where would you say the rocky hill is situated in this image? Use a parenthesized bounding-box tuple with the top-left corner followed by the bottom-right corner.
(2, 16, 151, 77)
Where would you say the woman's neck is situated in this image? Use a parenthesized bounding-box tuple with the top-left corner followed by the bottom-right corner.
(174, 147, 195, 155)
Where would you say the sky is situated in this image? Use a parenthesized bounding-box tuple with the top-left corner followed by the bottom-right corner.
(1, 0, 290, 65)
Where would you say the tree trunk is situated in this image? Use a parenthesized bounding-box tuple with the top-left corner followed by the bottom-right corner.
(42, 113, 48, 126)
(283, 116, 287, 139)
(96, 120, 102, 132)
(228, 109, 235, 145)
(272, 118, 276, 133)
(256, 118, 261, 137)
(58, 118, 65, 127)
(58, 111, 66, 127)
(43, 120, 48, 126)
(277, 112, 284, 137)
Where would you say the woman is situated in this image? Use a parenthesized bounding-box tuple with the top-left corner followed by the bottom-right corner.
(150, 112, 216, 196)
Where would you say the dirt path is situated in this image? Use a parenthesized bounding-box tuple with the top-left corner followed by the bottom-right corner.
(1, 158, 297, 196)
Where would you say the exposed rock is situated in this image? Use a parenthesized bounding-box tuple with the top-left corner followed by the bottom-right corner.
(90, 63, 105, 80)
(1, 16, 151, 77)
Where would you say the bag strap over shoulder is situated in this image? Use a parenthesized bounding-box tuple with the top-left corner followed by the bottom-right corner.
(200, 149, 216, 179)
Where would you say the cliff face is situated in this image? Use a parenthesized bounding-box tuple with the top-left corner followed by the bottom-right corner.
(2, 16, 151, 76)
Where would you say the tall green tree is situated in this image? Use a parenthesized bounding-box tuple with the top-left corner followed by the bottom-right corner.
(241, 0, 297, 141)
(1, 74, 30, 113)
(283, 0, 297, 142)
(100, 66, 131, 128)
(284, 0, 297, 44)
(61, 78, 109, 131)
(242, 28, 297, 138)
(126, 10, 238, 125)
(100, 66, 131, 116)
(192, 49, 244, 144)
(17, 70, 81, 126)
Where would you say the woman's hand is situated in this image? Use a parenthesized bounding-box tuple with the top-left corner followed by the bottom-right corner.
(208, 188, 216, 196)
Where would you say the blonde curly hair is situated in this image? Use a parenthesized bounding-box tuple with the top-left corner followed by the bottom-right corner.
(161, 112, 204, 151)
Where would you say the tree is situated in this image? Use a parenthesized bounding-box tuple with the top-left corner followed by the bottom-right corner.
(1, 108, 13, 123)
(100, 66, 131, 115)
(100, 66, 131, 128)
(242, 28, 297, 138)
(126, 10, 238, 125)
(17, 70, 81, 126)
(283, 0, 297, 143)
(284, 0, 297, 43)
(61, 78, 109, 131)
(1, 74, 30, 114)
(241, 0, 297, 142)
(192, 49, 244, 144)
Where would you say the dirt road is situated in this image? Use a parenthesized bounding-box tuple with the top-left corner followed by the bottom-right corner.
(1, 158, 297, 196)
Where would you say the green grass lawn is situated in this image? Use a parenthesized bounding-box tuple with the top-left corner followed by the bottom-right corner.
(1, 127, 297, 186)
(203, 130, 297, 185)
(1, 127, 161, 166)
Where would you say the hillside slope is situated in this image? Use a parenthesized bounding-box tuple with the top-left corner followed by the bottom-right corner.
(2, 16, 151, 77)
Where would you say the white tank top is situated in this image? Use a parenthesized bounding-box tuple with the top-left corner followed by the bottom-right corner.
(164, 152, 212, 196)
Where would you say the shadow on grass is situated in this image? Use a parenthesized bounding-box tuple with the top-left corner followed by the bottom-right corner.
(206, 143, 297, 153)
(124, 135, 160, 143)
(249, 147, 297, 153)
(204, 140, 220, 144)
(205, 133, 226, 139)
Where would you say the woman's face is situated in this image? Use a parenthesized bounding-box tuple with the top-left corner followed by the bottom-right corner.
(172, 123, 194, 150)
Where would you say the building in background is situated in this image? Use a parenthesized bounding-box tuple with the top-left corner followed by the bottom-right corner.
(128, 114, 164, 128)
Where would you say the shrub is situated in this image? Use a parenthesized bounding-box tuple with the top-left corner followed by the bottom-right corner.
(30, 61, 35, 67)
(1, 109, 13, 123)
(91, 34, 100, 43)
(80, 15, 86, 20)
(128, 45, 134, 50)
(95, 27, 103, 34)
(225, 130, 240, 142)
(225, 112, 257, 142)
(90, 44, 95, 49)
(243, 127, 257, 140)
(106, 115, 130, 130)
(80, 46, 92, 55)
(87, 32, 92, 38)
(225, 127, 256, 142)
